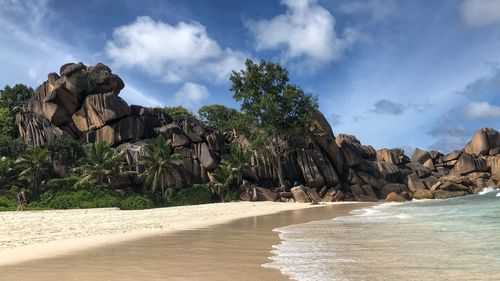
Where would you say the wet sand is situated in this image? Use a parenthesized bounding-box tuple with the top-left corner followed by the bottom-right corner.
(0, 202, 373, 281)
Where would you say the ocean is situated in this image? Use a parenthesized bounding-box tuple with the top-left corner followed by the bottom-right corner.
(265, 190, 500, 281)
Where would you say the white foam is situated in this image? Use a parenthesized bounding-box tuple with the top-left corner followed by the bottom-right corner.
(479, 187, 499, 195)
(496, 192, 500, 198)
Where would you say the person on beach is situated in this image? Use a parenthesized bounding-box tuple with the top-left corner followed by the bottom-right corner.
(16, 188, 26, 211)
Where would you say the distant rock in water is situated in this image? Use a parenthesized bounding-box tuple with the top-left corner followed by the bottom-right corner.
(16, 62, 500, 202)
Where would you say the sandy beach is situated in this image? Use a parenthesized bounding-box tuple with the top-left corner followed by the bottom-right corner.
(0, 202, 373, 281)
(0, 202, 330, 266)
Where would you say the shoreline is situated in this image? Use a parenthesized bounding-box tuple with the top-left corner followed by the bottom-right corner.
(0, 201, 376, 281)
(0, 201, 343, 267)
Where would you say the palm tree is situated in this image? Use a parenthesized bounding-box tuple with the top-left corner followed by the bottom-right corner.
(139, 135, 183, 195)
(16, 147, 49, 200)
(222, 146, 252, 187)
(71, 141, 125, 188)
(209, 163, 236, 202)
(0, 156, 19, 191)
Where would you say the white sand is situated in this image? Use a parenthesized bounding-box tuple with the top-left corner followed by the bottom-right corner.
(0, 202, 321, 266)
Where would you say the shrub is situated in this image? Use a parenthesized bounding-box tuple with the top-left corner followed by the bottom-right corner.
(223, 189, 241, 202)
(34, 187, 120, 210)
(169, 184, 212, 206)
(0, 196, 16, 210)
(0, 135, 27, 158)
(119, 195, 155, 210)
(43, 176, 81, 192)
(45, 137, 85, 167)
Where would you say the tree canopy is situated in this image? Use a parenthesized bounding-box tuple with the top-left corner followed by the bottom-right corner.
(230, 59, 318, 186)
(163, 106, 194, 118)
(0, 84, 34, 113)
(198, 104, 251, 134)
(0, 108, 16, 137)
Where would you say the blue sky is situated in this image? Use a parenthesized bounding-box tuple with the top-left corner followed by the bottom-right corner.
(1, 0, 499, 153)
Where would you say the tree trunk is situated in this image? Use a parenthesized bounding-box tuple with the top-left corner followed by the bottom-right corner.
(33, 172, 40, 201)
(160, 176, 165, 195)
(275, 155, 286, 187)
(270, 141, 286, 187)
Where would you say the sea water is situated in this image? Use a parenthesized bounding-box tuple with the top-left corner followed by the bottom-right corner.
(265, 190, 500, 281)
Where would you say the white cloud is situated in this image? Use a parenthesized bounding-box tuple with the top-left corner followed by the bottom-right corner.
(245, 0, 358, 66)
(106, 16, 247, 83)
(460, 102, 500, 119)
(338, 0, 396, 21)
(120, 84, 163, 108)
(461, 0, 500, 27)
(171, 82, 209, 109)
(0, 0, 80, 86)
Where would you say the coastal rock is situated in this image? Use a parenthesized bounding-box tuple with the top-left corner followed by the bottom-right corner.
(490, 147, 500, 156)
(304, 186, 322, 203)
(175, 116, 212, 143)
(296, 150, 326, 188)
(405, 163, 432, 178)
(464, 128, 500, 156)
(73, 93, 130, 132)
(194, 143, 218, 171)
(442, 150, 462, 162)
(374, 160, 404, 182)
(322, 187, 337, 202)
(254, 186, 278, 201)
(291, 185, 311, 203)
(385, 192, 406, 202)
(350, 184, 378, 202)
(86, 116, 144, 146)
(117, 140, 151, 173)
(413, 189, 433, 200)
(451, 152, 487, 175)
(438, 182, 470, 192)
(432, 190, 467, 199)
(411, 148, 431, 165)
(486, 156, 500, 178)
(16, 112, 70, 146)
(377, 148, 407, 165)
(357, 170, 386, 189)
(155, 123, 191, 148)
(406, 174, 426, 192)
(380, 183, 408, 199)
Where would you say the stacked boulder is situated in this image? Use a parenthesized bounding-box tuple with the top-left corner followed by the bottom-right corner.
(16, 62, 500, 203)
(16, 62, 224, 186)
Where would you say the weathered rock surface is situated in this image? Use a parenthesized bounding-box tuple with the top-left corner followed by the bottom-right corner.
(413, 189, 433, 200)
(385, 192, 407, 202)
(464, 128, 500, 156)
(451, 152, 487, 175)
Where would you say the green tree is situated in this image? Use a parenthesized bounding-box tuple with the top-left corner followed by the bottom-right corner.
(230, 59, 318, 187)
(0, 108, 16, 137)
(0, 135, 27, 158)
(0, 84, 34, 114)
(71, 141, 125, 189)
(45, 137, 85, 167)
(139, 135, 183, 195)
(222, 145, 252, 187)
(209, 163, 236, 202)
(0, 157, 20, 191)
(16, 147, 49, 200)
(163, 106, 193, 118)
(198, 104, 251, 133)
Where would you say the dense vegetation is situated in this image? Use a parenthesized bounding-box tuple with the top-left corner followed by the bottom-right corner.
(0, 60, 317, 211)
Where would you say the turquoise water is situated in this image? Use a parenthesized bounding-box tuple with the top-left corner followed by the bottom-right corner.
(265, 190, 500, 280)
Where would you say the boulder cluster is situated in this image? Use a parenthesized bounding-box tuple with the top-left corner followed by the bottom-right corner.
(16, 62, 500, 203)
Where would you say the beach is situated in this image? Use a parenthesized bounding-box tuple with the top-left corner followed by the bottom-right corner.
(0, 202, 372, 280)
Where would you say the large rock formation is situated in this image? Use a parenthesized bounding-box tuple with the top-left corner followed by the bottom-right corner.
(16, 62, 500, 203)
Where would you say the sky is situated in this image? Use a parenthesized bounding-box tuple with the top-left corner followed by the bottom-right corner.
(0, 0, 499, 154)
